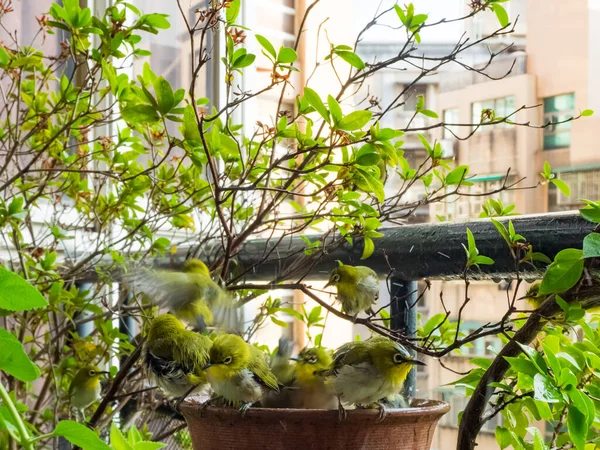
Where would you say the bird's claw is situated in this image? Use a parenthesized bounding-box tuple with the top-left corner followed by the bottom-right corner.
(239, 401, 255, 417)
(199, 395, 221, 410)
(376, 401, 388, 423)
(337, 398, 347, 422)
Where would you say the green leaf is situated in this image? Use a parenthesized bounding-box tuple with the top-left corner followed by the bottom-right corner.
(226, 0, 241, 24)
(327, 95, 343, 124)
(504, 357, 539, 377)
(134, 442, 166, 450)
(583, 232, 600, 258)
(121, 105, 159, 123)
(474, 255, 494, 265)
(0, 47, 8, 66)
(356, 152, 380, 166)
(420, 109, 439, 118)
(491, 4, 509, 27)
(0, 329, 40, 382)
(335, 50, 365, 70)
(270, 316, 288, 328)
(337, 111, 372, 131)
(550, 179, 571, 197)
(303, 87, 330, 122)
(533, 373, 561, 403)
(353, 168, 384, 202)
(153, 76, 174, 114)
(567, 404, 587, 450)
(580, 203, 600, 223)
(495, 427, 512, 450)
(362, 236, 375, 260)
(539, 248, 584, 295)
(491, 218, 511, 248)
(581, 109, 594, 117)
(256, 35, 276, 59)
(144, 14, 170, 29)
(53, 421, 111, 450)
(0, 267, 48, 311)
(111, 424, 133, 450)
(277, 47, 297, 64)
(446, 166, 469, 185)
(233, 53, 256, 69)
(527, 427, 547, 450)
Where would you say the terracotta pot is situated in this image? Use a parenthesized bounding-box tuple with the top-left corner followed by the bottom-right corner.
(180, 399, 450, 450)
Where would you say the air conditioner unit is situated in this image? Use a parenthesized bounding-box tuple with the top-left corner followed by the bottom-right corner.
(557, 170, 600, 206)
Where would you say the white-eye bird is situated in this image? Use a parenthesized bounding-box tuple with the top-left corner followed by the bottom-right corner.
(262, 337, 296, 408)
(143, 314, 212, 398)
(323, 336, 425, 420)
(325, 265, 379, 316)
(204, 334, 280, 414)
(289, 347, 337, 410)
(68, 365, 109, 420)
(127, 259, 240, 332)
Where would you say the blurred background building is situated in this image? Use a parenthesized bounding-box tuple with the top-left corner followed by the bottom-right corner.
(4, 0, 600, 448)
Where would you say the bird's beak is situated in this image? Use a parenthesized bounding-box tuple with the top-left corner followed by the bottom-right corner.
(202, 363, 213, 371)
(289, 357, 302, 362)
(410, 359, 426, 366)
(98, 371, 110, 376)
(324, 281, 332, 289)
(516, 295, 528, 301)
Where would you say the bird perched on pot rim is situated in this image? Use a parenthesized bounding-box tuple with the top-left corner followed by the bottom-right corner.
(321, 336, 425, 420)
(289, 346, 337, 410)
(325, 264, 379, 317)
(204, 334, 280, 414)
(143, 314, 212, 398)
(68, 364, 109, 420)
(126, 258, 240, 333)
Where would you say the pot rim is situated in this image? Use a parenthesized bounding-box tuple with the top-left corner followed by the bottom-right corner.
(180, 398, 450, 419)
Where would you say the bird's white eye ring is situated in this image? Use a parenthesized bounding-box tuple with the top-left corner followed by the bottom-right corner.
(393, 353, 404, 364)
(89, 370, 96, 376)
(223, 356, 233, 364)
(333, 274, 340, 282)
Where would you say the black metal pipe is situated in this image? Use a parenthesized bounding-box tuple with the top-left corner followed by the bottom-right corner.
(231, 211, 590, 281)
(78, 211, 590, 282)
(390, 278, 418, 397)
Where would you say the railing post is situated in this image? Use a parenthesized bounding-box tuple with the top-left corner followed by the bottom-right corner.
(390, 278, 418, 398)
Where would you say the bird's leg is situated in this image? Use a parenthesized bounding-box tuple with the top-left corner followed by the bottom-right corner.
(337, 396, 347, 422)
(172, 384, 200, 411)
(199, 395, 223, 410)
(239, 401, 256, 417)
(375, 401, 388, 423)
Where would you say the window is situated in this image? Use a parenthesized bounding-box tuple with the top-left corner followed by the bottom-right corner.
(471, 96, 515, 130)
(543, 93, 575, 150)
(443, 108, 459, 139)
(439, 390, 502, 432)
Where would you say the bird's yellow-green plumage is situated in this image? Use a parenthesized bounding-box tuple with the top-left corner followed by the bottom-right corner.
(68, 365, 108, 411)
(143, 314, 212, 397)
(324, 336, 424, 408)
(270, 337, 295, 386)
(523, 281, 545, 309)
(127, 259, 239, 332)
(291, 347, 337, 409)
(521, 280, 600, 318)
(326, 265, 379, 316)
(206, 334, 279, 410)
